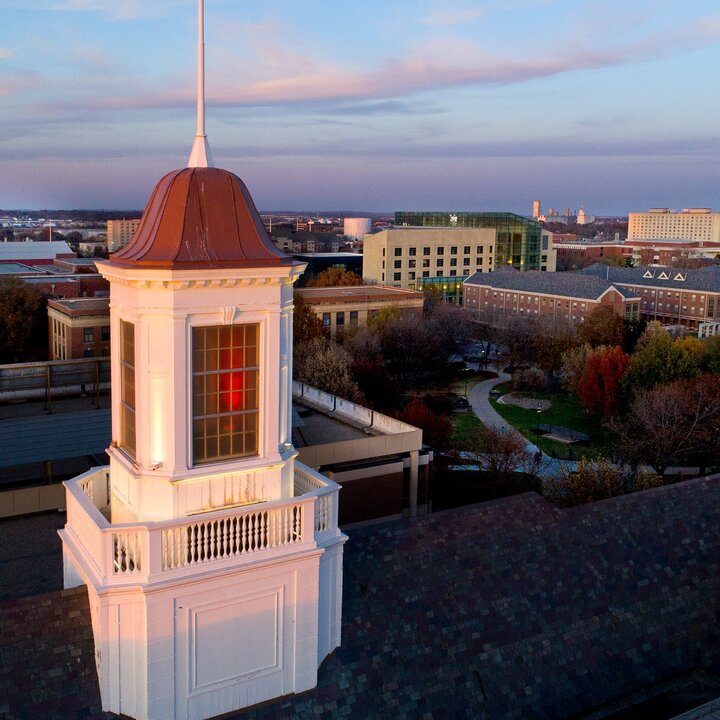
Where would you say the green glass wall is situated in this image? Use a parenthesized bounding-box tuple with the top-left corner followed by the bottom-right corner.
(413, 276, 464, 304)
(394, 211, 542, 271)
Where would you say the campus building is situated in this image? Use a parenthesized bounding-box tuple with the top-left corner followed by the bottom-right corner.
(0, 240, 75, 265)
(363, 227, 496, 303)
(463, 268, 640, 325)
(294, 285, 424, 336)
(628, 208, 720, 244)
(106, 218, 141, 252)
(579, 263, 720, 330)
(47, 298, 110, 360)
(395, 211, 546, 271)
(624, 237, 720, 266)
(554, 241, 626, 268)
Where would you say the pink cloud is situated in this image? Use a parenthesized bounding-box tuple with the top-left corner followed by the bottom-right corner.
(0, 71, 43, 97)
(11, 14, 720, 115)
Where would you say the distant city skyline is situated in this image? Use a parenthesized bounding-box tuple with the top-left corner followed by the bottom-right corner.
(1, 1, 720, 213)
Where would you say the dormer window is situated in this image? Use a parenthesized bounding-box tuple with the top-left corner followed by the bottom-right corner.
(192, 325, 259, 465)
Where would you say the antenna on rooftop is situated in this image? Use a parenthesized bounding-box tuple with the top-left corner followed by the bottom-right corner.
(187, 0, 214, 168)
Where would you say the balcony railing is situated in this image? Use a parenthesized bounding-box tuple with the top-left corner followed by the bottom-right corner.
(62, 463, 340, 588)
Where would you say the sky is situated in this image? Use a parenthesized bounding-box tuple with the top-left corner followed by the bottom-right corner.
(1, 0, 720, 214)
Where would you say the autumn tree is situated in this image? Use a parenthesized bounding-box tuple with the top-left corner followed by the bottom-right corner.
(0, 279, 48, 363)
(293, 295, 324, 346)
(530, 317, 578, 374)
(622, 322, 703, 395)
(343, 328, 401, 411)
(702, 336, 720, 373)
(306, 267, 363, 287)
(293, 337, 363, 402)
(577, 345, 630, 416)
(371, 301, 470, 389)
(610, 374, 720, 476)
(395, 398, 452, 452)
(498, 318, 537, 368)
(544, 458, 625, 507)
(560, 343, 592, 395)
(576, 305, 624, 348)
(462, 424, 532, 482)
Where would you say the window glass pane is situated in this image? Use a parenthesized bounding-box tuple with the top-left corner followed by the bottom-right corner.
(119, 320, 136, 458)
(192, 323, 260, 464)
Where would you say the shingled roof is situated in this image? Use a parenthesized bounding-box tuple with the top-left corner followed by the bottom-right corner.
(464, 268, 639, 300)
(579, 263, 720, 292)
(2, 478, 720, 719)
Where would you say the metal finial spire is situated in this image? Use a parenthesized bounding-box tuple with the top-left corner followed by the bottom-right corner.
(188, 0, 214, 168)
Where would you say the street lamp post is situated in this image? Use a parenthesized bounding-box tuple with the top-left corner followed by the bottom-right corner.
(535, 406, 542, 448)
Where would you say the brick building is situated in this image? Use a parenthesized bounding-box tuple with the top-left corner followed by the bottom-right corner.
(294, 284, 424, 336)
(463, 268, 640, 324)
(47, 298, 110, 359)
(554, 241, 626, 268)
(579, 263, 720, 329)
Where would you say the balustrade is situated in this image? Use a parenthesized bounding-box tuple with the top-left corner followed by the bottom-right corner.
(63, 462, 339, 587)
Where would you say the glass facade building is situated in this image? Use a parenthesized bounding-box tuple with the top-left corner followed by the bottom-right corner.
(395, 212, 542, 271)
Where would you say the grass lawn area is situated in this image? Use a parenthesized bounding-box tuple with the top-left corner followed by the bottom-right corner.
(450, 370, 498, 397)
(490, 383, 610, 460)
(451, 413, 484, 447)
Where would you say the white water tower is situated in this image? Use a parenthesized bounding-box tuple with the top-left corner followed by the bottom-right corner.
(343, 217, 371, 241)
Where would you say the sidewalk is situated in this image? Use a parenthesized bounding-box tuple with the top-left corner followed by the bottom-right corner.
(466, 373, 577, 481)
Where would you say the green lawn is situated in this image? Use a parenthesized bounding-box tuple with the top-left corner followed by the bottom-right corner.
(490, 383, 610, 460)
(451, 412, 484, 447)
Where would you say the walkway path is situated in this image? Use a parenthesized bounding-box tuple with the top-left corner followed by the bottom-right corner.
(467, 372, 512, 432)
(467, 373, 577, 481)
(466, 375, 704, 483)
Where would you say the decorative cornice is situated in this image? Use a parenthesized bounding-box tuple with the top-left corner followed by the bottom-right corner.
(103, 275, 283, 290)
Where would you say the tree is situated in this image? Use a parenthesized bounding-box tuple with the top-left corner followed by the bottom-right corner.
(544, 458, 625, 507)
(0, 279, 48, 363)
(577, 345, 630, 416)
(622, 322, 703, 395)
(637, 248, 656, 266)
(371, 301, 470, 389)
(576, 305, 624, 348)
(610, 374, 720, 476)
(293, 296, 324, 346)
(530, 317, 578, 374)
(293, 337, 363, 402)
(306, 268, 363, 287)
(498, 318, 537, 368)
(395, 398, 452, 452)
(560, 343, 592, 395)
(462, 424, 532, 482)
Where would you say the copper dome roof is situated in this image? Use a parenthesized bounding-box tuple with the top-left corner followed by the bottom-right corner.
(106, 167, 294, 269)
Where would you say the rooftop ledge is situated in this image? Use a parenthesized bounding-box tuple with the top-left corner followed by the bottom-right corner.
(60, 463, 342, 589)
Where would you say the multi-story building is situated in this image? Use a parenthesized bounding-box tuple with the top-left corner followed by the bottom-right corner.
(363, 227, 496, 302)
(624, 237, 720, 266)
(628, 208, 720, 244)
(579, 263, 720, 329)
(295, 285, 424, 336)
(106, 218, 140, 252)
(554, 241, 626, 268)
(47, 298, 110, 359)
(463, 268, 640, 325)
(395, 211, 543, 271)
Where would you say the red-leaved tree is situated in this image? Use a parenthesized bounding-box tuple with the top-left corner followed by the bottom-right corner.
(396, 398, 452, 452)
(577, 345, 630, 416)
